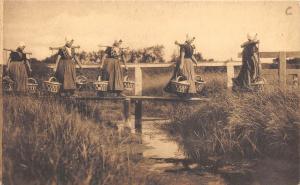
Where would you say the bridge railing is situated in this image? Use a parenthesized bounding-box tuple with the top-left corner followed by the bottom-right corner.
(47, 61, 243, 95)
(47, 51, 300, 95)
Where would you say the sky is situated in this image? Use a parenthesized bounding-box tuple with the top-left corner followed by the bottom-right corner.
(3, 1, 300, 62)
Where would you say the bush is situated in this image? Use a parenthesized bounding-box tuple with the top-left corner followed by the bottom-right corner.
(163, 90, 300, 164)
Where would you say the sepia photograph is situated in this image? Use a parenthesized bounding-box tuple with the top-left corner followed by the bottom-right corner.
(0, 1, 300, 185)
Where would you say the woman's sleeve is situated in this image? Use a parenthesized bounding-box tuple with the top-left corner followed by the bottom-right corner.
(179, 46, 186, 58)
(104, 47, 111, 55)
(180, 46, 185, 54)
(57, 48, 63, 57)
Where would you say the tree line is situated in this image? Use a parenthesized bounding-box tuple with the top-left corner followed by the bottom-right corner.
(43, 44, 206, 64)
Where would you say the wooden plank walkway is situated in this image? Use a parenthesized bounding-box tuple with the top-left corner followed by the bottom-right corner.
(75, 95, 209, 102)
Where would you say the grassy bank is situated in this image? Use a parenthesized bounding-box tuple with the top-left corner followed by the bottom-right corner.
(3, 95, 161, 185)
(163, 90, 300, 164)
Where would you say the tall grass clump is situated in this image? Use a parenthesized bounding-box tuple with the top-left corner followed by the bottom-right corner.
(200, 72, 227, 97)
(163, 90, 300, 164)
(3, 96, 158, 185)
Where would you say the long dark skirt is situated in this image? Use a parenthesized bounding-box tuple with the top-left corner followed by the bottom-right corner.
(102, 58, 124, 91)
(9, 62, 28, 92)
(56, 59, 76, 91)
(233, 62, 251, 89)
(233, 53, 261, 89)
(164, 58, 196, 94)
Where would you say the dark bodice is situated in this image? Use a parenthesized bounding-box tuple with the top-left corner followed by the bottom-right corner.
(242, 43, 259, 62)
(180, 43, 194, 58)
(58, 46, 74, 60)
(105, 46, 121, 59)
(10, 50, 26, 62)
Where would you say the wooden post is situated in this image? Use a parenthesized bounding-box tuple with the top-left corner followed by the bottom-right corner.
(0, 0, 3, 182)
(134, 100, 142, 133)
(134, 67, 142, 96)
(279, 52, 287, 90)
(123, 98, 130, 123)
(226, 63, 234, 89)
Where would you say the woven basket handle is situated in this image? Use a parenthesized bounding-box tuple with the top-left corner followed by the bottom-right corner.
(176, 76, 185, 82)
(77, 75, 88, 81)
(49, 77, 58, 82)
(195, 75, 204, 82)
(28, 78, 38, 84)
(3, 76, 14, 82)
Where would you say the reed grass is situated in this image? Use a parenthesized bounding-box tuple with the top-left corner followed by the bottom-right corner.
(163, 90, 300, 164)
(3, 95, 161, 185)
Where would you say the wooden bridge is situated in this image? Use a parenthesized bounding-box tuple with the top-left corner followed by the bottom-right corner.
(74, 95, 210, 132)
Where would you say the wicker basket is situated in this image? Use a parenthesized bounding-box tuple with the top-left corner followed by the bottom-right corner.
(27, 78, 39, 93)
(251, 78, 266, 91)
(76, 75, 88, 90)
(195, 75, 206, 93)
(93, 76, 108, 92)
(123, 75, 135, 90)
(44, 77, 61, 93)
(170, 76, 190, 93)
(76, 75, 88, 85)
(2, 76, 14, 92)
(251, 78, 266, 85)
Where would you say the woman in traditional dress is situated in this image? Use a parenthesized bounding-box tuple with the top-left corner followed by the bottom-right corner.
(164, 35, 198, 94)
(7, 42, 32, 94)
(100, 40, 128, 96)
(233, 33, 262, 91)
(54, 37, 82, 96)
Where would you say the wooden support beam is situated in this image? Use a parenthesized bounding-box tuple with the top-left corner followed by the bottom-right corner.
(238, 51, 300, 59)
(75, 96, 126, 100)
(261, 69, 278, 76)
(0, 0, 3, 182)
(238, 52, 279, 58)
(128, 96, 209, 102)
(257, 52, 279, 58)
(134, 100, 142, 133)
(135, 67, 143, 96)
(75, 95, 209, 102)
(238, 51, 281, 58)
(286, 51, 300, 58)
(123, 98, 130, 123)
(226, 64, 234, 89)
(279, 52, 287, 90)
(287, 69, 300, 75)
(47, 60, 276, 69)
